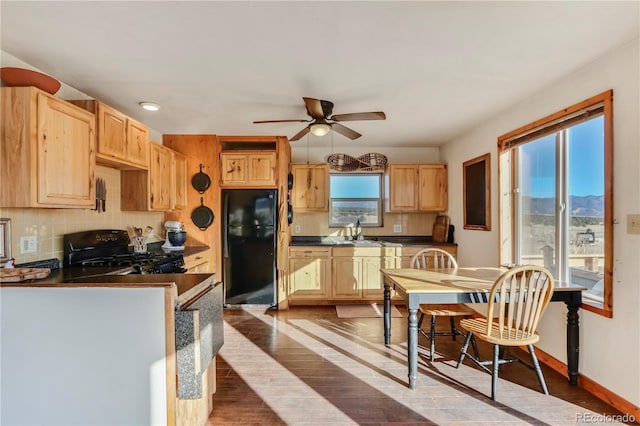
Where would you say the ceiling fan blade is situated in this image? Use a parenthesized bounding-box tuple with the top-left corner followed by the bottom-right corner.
(330, 111, 386, 122)
(289, 126, 310, 141)
(321, 100, 334, 118)
(253, 119, 309, 124)
(303, 97, 325, 119)
(331, 123, 362, 140)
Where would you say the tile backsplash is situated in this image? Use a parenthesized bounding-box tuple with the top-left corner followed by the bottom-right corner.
(0, 166, 164, 265)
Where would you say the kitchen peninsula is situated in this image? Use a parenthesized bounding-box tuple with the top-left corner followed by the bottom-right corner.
(0, 272, 222, 426)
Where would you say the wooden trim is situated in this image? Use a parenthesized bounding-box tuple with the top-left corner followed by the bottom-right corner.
(522, 345, 638, 420)
(164, 288, 177, 426)
(497, 90, 613, 150)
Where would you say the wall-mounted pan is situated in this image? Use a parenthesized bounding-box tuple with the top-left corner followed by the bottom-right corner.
(191, 164, 211, 193)
(191, 198, 214, 231)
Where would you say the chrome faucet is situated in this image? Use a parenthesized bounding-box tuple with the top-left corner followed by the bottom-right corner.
(354, 220, 364, 240)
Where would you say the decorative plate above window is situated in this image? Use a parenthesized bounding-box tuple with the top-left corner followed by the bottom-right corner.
(327, 153, 387, 172)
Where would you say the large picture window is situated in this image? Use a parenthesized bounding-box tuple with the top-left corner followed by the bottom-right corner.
(329, 174, 383, 227)
(498, 90, 613, 316)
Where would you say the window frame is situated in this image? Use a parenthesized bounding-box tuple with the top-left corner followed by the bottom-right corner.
(497, 90, 613, 317)
(328, 173, 384, 228)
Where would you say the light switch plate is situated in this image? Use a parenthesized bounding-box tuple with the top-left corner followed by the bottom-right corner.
(393, 224, 402, 233)
(627, 214, 640, 234)
(294, 225, 301, 234)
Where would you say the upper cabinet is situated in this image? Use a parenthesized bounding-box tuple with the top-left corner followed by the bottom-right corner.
(387, 164, 448, 212)
(69, 100, 149, 170)
(220, 151, 276, 187)
(0, 87, 96, 208)
(172, 151, 187, 210)
(291, 164, 329, 211)
(121, 143, 186, 212)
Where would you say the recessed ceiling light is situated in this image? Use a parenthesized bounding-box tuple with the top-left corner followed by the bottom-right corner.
(139, 102, 160, 111)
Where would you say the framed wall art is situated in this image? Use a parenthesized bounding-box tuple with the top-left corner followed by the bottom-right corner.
(0, 218, 11, 263)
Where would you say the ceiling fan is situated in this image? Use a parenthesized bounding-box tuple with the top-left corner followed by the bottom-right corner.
(253, 97, 386, 141)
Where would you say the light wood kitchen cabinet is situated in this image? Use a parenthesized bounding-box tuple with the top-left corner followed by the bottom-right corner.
(121, 143, 187, 211)
(291, 164, 329, 211)
(332, 256, 362, 299)
(184, 249, 212, 273)
(387, 164, 448, 212)
(220, 151, 276, 187)
(361, 252, 399, 299)
(288, 247, 331, 299)
(0, 87, 96, 208)
(69, 100, 148, 169)
(172, 151, 187, 210)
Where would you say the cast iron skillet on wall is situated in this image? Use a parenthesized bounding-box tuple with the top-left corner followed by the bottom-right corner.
(191, 164, 211, 193)
(192, 197, 214, 231)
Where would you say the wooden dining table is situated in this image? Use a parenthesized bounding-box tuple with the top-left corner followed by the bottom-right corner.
(381, 267, 586, 389)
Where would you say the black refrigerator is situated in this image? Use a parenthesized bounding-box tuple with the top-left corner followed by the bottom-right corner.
(222, 189, 277, 307)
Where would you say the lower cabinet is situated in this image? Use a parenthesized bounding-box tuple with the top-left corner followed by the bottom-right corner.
(184, 249, 213, 273)
(288, 244, 456, 303)
(288, 247, 331, 299)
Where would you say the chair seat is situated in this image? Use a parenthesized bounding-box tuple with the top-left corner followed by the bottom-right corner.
(419, 303, 475, 317)
(459, 317, 540, 346)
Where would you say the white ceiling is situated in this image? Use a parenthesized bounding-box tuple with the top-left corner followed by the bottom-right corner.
(1, 1, 638, 147)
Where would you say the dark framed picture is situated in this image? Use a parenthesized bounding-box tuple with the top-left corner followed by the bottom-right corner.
(463, 153, 491, 231)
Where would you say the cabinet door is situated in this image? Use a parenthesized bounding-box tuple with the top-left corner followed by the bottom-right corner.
(37, 93, 96, 207)
(247, 152, 276, 185)
(149, 143, 172, 211)
(361, 256, 397, 298)
(291, 164, 328, 211)
(97, 102, 127, 159)
(288, 257, 330, 299)
(184, 250, 212, 273)
(418, 164, 448, 211)
(126, 118, 149, 168)
(172, 151, 187, 210)
(332, 257, 362, 299)
(220, 153, 248, 185)
(388, 165, 418, 211)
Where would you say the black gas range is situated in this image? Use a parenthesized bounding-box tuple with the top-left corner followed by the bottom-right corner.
(63, 230, 186, 278)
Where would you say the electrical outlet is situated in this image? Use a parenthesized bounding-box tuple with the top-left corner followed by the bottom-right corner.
(20, 236, 38, 254)
(628, 214, 640, 235)
(393, 224, 402, 233)
(294, 225, 301, 234)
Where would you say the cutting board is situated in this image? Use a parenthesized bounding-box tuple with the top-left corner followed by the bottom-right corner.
(0, 268, 51, 282)
(432, 215, 450, 243)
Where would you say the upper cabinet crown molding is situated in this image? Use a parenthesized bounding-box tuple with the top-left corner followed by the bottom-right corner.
(69, 100, 149, 170)
(386, 163, 448, 212)
(0, 87, 96, 208)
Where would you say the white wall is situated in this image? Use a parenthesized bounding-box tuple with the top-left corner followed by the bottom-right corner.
(0, 286, 169, 426)
(440, 39, 640, 406)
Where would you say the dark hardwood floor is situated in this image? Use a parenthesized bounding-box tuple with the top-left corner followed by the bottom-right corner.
(209, 306, 630, 425)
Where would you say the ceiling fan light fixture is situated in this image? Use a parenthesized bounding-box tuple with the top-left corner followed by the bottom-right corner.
(310, 122, 331, 137)
(139, 101, 160, 112)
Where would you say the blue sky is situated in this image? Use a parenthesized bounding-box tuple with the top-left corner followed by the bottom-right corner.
(521, 116, 604, 198)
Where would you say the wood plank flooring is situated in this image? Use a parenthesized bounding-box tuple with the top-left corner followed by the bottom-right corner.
(209, 306, 630, 425)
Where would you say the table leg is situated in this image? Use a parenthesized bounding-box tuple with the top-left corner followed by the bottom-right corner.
(384, 281, 391, 346)
(407, 307, 419, 389)
(566, 297, 580, 386)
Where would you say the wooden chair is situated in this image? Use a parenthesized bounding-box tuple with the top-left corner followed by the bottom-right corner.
(410, 248, 478, 361)
(456, 265, 555, 400)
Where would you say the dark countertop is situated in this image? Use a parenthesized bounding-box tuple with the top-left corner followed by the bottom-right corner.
(290, 236, 457, 247)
